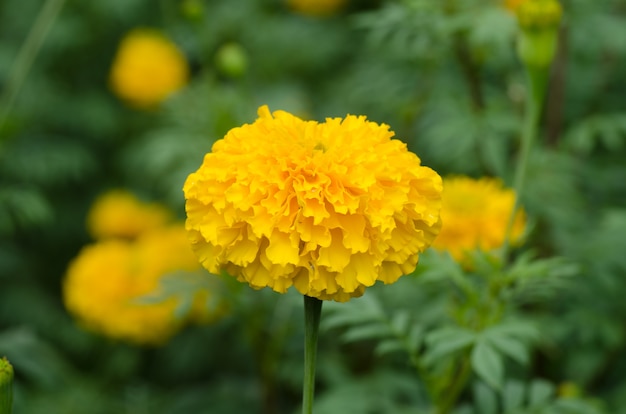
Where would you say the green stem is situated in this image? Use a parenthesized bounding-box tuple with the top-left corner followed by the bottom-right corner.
(435, 353, 472, 414)
(0, 357, 13, 414)
(302, 295, 323, 414)
(502, 66, 548, 261)
(0, 0, 67, 135)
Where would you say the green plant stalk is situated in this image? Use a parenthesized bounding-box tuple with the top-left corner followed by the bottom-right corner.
(302, 295, 323, 414)
(435, 354, 472, 414)
(0, 357, 13, 414)
(0, 0, 67, 134)
(502, 66, 549, 261)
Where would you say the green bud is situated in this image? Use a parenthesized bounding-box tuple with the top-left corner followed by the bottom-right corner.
(516, 0, 562, 30)
(0, 357, 13, 414)
(517, 28, 559, 68)
(180, 0, 204, 21)
(215, 43, 249, 79)
(515, 0, 562, 68)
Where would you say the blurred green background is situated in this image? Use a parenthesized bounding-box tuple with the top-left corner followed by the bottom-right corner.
(2, 0, 626, 412)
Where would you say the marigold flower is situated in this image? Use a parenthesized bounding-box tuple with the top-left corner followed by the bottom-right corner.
(431, 176, 526, 263)
(109, 29, 189, 108)
(287, 0, 347, 17)
(64, 226, 220, 345)
(184, 105, 442, 302)
(87, 189, 172, 241)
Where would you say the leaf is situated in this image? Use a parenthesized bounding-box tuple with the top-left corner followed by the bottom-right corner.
(484, 330, 530, 366)
(375, 339, 406, 357)
(502, 380, 526, 412)
(390, 310, 410, 334)
(423, 327, 476, 365)
(473, 380, 499, 414)
(341, 323, 391, 343)
(471, 339, 504, 390)
(528, 379, 555, 407)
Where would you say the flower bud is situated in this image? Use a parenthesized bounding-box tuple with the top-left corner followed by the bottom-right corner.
(515, 0, 562, 68)
(516, 0, 562, 30)
(0, 357, 13, 414)
(215, 43, 249, 78)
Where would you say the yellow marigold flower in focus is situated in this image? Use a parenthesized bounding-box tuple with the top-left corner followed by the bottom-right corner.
(63, 226, 217, 345)
(184, 105, 442, 302)
(109, 29, 189, 108)
(87, 189, 172, 240)
(432, 176, 526, 263)
(287, 0, 347, 17)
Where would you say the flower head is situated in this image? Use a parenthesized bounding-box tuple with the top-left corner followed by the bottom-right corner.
(87, 189, 172, 241)
(184, 106, 442, 302)
(287, 0, 347, 17)
(63, 226, 221, 345)
(431, 176, 526, 263)
(109, 29, 189, 108)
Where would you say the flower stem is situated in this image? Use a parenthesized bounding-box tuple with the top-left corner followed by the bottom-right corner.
(502, 66, 548, 261)
(0, 357, 13, 414)
(302, 295, 323, 414)
(435, 353, 472, 414)
(0, 0, 66, 135)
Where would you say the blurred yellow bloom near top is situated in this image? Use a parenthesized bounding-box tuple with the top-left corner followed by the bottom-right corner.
(109, 29, 189, 108)
(63, 226, 221, 345)
(87, 189, 172, 241)
(431, 176, 526, 264)
(184, 105, 442, 302)
(286, 0, 347, 17)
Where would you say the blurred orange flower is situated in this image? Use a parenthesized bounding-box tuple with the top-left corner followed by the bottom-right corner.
(432, 176, 526, 264)
(87, 189, 172, 241)
(109, 29, 189, 108)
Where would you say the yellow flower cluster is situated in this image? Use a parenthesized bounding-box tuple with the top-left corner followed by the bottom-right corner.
(64, 190, 223, 345)
(432, 176, 526, 264)
(286, 0, 347, 17)
(109, 29, 189, 108)
(87, 190, 172, 240)
(184, 106, 442, 302)
(64, 226, 212, 345)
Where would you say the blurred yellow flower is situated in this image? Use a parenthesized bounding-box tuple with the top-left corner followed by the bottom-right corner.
(287, 0, 347, 17)
(184, 105, 442, 302)
(87, 189, 172, 241)
(109, 29, 189, 108)
(432, 176, 526, 263)
(63, 226, 219, 345)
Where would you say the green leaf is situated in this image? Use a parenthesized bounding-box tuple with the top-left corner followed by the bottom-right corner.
(341, 323, 390, 343)
(502, 380, 525, 412)
(473, 380, 498, 414)
(375, 339, 406, 357)
(484, 331, 530, 366)
(390, 310, 410, 334)
(423, 327, 476, 365)
(528, 379, 555, 407)
(471, 340, 504, 390)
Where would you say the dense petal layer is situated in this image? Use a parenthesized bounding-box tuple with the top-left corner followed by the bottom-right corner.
(184, 106, 442, 301)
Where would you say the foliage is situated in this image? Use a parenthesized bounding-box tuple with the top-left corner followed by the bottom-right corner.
(1, 0, 626, 412)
